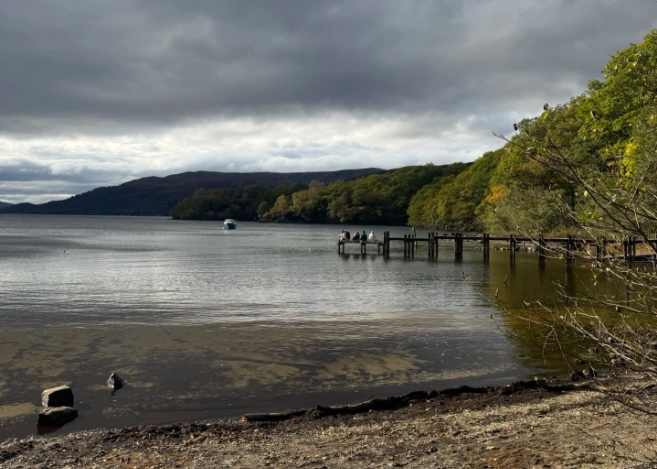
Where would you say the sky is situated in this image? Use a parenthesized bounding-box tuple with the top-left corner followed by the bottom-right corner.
(1, 1, 656, 204)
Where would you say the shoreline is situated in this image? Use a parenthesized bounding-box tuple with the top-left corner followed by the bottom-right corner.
(3, 376, 652, 469)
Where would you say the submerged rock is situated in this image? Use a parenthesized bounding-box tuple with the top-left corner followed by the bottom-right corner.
(107, 372, 124, 394)
(37, 406, 78, 427)
(42, 385, 74, 407)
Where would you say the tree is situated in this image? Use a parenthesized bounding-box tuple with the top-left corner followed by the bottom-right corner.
(408, 154, 500, 230)
(481, 32, 657, 435)
(256, 201, 270, 219)
(265, 195, 292, 221)
(496, 110, 657, 414)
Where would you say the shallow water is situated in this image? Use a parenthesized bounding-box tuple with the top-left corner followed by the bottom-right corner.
(0, 215, 589, 440)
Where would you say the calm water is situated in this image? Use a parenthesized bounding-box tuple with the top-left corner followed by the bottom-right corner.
(0, 215, 584, 440)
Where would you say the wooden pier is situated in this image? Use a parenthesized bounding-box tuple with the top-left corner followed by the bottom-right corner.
(338, 231, 657, 264)
(337, 240, 383, 254)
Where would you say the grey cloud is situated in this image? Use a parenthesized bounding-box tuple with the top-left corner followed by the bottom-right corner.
(1, 1, 656, 203)
(0, 158, 116, 183)
(1, 0, 655, 136)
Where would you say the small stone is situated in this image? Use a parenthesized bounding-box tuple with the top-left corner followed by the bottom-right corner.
(42, 385, 74, 407)
(582, 366, 597, 379)
(107, 373, 124, 394)
(37, 406, 78, 427)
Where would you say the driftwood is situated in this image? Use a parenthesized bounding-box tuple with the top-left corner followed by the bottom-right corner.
(242, 410, 307, 422)
(242, 379, 595, 423)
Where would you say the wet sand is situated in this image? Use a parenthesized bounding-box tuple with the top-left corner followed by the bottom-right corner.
(0, 321, 529, 441)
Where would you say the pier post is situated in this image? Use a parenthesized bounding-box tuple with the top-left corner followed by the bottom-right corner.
(411, 234, 415, 258)
(432, 232, 436, 258)
(509, 233, 516, 258)
(509, 234, 516, 260)
(538, 232, 546, 262)
(432, 233, 436, 258)
(428, 233, 433, 259)
(487, 233, 491, 260)
(455, 233, 463, 259)
(383, 231, 389, 256)
(566, 234, 574, 267)
(403, 235, 408, 258)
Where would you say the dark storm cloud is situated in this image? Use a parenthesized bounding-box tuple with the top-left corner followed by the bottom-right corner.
(0, 0, 653, 135)
(0, 0, 656, 203)
(0, 0, 459, 133)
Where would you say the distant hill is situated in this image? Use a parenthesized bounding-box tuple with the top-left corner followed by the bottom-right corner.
(0, 168, 386, 216)
(0, 201, 12, 210)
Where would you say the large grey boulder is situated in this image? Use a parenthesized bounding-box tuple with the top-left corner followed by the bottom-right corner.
(37, 406, 78, 427)
(41, 385, 74, 407)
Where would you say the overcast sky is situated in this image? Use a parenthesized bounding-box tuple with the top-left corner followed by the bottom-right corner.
(1, 1, 656, 204)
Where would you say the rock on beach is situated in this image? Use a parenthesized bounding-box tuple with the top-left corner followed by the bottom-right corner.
(107, 373, 123, 393)
(36, 406, 78, 427)
(41, 385, 74, 408)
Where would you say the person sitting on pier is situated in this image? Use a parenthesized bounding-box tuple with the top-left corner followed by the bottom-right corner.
(342, 230, 351, 241)
(362, 231, 367, 241)
(352, 231, 360, 241)
(339, 230, 347, 241)
(368, 231, 377, 241)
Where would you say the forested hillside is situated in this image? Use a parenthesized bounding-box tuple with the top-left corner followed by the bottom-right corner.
(0, 168, 384, 216)
(171, 164, 469, 224)
(474, 30, 657, 234)
(0, 201, 12, 210)
(408, 30, 657, 233)
(261, 163, 469, 225)
(170, 184, 306, 221)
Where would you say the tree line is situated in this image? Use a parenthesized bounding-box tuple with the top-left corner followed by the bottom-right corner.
(170, 164, 470, 225)
(170, 184, 306, 221)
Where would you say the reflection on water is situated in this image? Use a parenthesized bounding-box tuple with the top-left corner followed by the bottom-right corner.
(0, 215, 601, 440)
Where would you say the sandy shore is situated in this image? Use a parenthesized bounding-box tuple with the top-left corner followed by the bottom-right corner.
(2, 378, 656, 469)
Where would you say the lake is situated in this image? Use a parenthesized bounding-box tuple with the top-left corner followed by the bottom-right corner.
(0, 214, 585, 441)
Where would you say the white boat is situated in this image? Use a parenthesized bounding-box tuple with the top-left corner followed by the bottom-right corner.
(223, 219, 237, 230)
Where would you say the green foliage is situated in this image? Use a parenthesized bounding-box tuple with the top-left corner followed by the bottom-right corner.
(256, 201, 270, 218)
(479, 30, 657, 235)
(577, 30, 657, 159)
(170, 184, 305, 221)
(263, 163, 469, 225)
(407, 151, 502, 230)
(492, 32, 657, 410)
